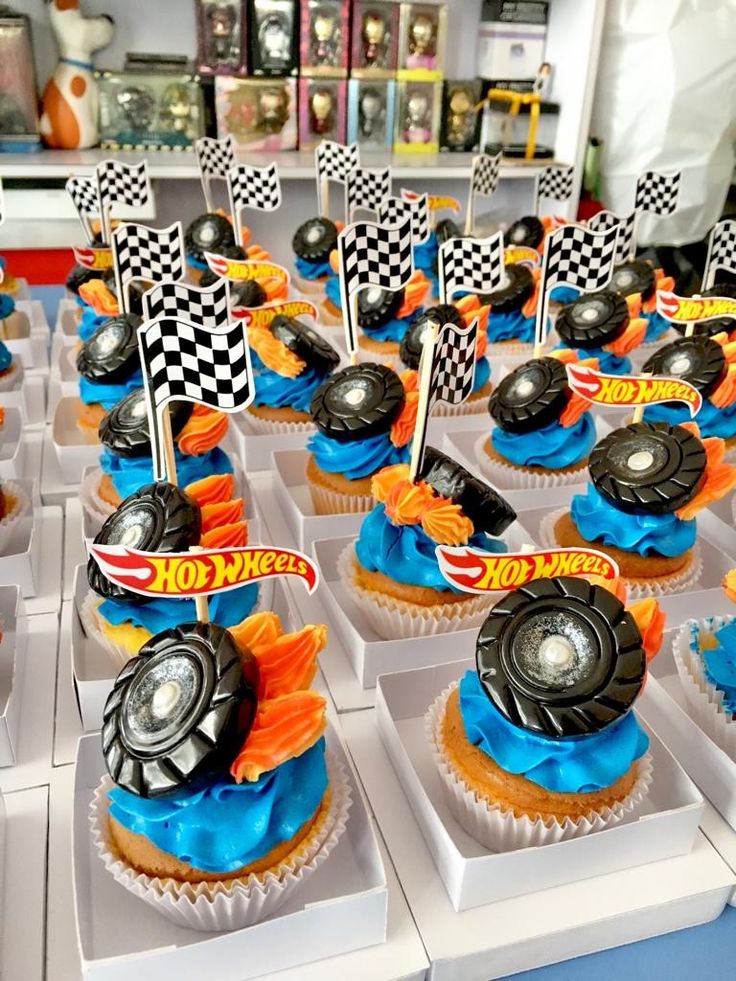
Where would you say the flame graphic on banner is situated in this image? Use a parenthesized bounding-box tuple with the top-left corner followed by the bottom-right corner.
(204, 252, 290, 284)
(73, 246, 114, 270)
(504, 245, 540, 267)
(436, 546, 619, 594)
(231, 298, 318, 325)
(89, 544, 319, 598)
(401, 188, 461, 213)
(657, 290, 736, 324)
(566, 362, 702, 417)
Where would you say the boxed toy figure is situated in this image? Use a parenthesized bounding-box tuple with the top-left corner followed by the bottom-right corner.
(397, 1, 446, 80)
(347, 78, 395, 150)
(247, 0, 299, 76)
(97, 72, 205, 150)
(350, 1, 399, 78)
(299, 77, 347, 148)
(300, 0, 350, 77)
(394, 78, 441, 153)
(215, 75, 297, 149)
(440, 79, 482, 152)
(195, 0, 248, 75)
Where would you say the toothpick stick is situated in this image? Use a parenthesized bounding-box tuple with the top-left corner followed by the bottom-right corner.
(161, 406, 179, 487)
(189, 546, 210, 623)
(464, 187, 475, 237)
(632, 371, 651, 423)
(684, 295, 699, 337)
(409, 323, 438, 483)
(203, 175, 214, 215)
(321, 176, 330, 220)
(348, 291, 359, 366)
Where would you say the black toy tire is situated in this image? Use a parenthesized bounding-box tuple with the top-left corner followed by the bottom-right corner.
(185, 214, 236, 264)
(104, 272, 146, 317)
(76, 314, 143, 383)
(270, 315, 340, 374)
(99, 388, 193, 458)
(481, 263, 534, 314)
(506, 216, 545, 250)
(476, 576, 646, 737)
(310, 364, 405, 443)
(357, 286, 405, 330)
(610, 259, 656, 300)
(555, 291, 629, 349)
(589, 422, 706, 515)
(642, 336, 725, 397)
(418, 446, 516, 537)
(66, 265, 104, 296)
(87, 482, 202, 602)
(198, 245, 248, 288)
(399, 304, 466, 369)
(489, 357, 569, 434)
(292, 217, 338, 263)
(435, 218, 462, 246)
(101, 622, 259, 798)
(231, 279, 268, 308)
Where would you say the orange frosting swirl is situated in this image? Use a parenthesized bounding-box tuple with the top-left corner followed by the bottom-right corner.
(397, 270, 431, 317)
(420, 496, 474, 545)
(229, 610, 283, 652)
(262, 276, 289, 302)
(185, 473, 235, 507)
(200, 498, 244, 532)
(385, 479, 435, 524)
(0, 406, 5, 429)
(176, 405, 229, 456)
(626, 293, 643, 319)
(399, 368, 418, 393)
(710, 364, 736, 409)
(455, 294, 490, 335)
(329, 249, 339, 274)
(230, 690, 327, 783)
(722, 569, 736, 603)
(200, 521, 247, 549)
(713, 333, 736, 364)
(549, 347, 579, 365)
(642, 270, 674, 313)
(78, 280, 119, 316)
(390, 389, 418, 448)
(245, 242, 271, 262)
(372, 464, 410, 503)
(248, 324, 305, 378)
(628, 598, 665, 663)
(249, 624, 327, 701)
(676, 424, 736, 520)
(604, 317, 647, 357)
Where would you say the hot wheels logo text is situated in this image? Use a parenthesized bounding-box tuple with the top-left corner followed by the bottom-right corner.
(436, 546, 618, 593)
(566, 362, 702, 417)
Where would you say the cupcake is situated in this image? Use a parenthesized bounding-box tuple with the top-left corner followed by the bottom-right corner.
(199, 245, 288, 308)
(480, 355, 598, 488)
(77, 278, 126, 340)
(548, 421, 736, 595)
(609, 258, 674, 343)
(83, 387, 232, 519)
(428, 575, 661, 850)
(74, 314, 144, 441)
(554, 290, 648, 375)
(0, 476, 31, 553)
(184, 211, 269, 284)
(340, 448, 516, 639)
(306, 363, 417, 514)
(0, 256, 21, 296)
(84, 476, 256, 664)
(0, 340, 19, 393)
(292, 216, 341, 295)
(503, 213, 574, 305)
(92, 610, 350, 930)
(399, 296, 493, 414)
(65, 262, 105, 300)
(0, 290, 24, 341)
(641, 333, 736, 445)
(245, 315, 341, 433)
(482, 263, 549, 349)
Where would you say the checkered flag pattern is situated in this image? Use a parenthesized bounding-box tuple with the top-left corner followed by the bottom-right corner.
(535, 164, 574, 211)
(315, 140, 360, 186)
(228, 162, 281, 214)
(378, 194, 430, 245)
(66, 176, 100, 240)
(96, 159, 151, 213)
(587, 209, 638, 263)
(438, 232, 505, 303)
(472, 153, 502, 198)
(346, 167, 392, 220)
(704, 217, 736, 288)
(195, 135, 236, 182)
(337, 217, 414, 355)
(112, 222, 185, 304)
(634, 170, 681, 216)
(142, 278, 231, 329)
(429, 320, 478, 409)
(138, 316, 253, 481)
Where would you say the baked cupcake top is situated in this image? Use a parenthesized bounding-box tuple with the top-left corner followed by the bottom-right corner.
(458, 575, 663, 792)
(102, 611, 329, 873)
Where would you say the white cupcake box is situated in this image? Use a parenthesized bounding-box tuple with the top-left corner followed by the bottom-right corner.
(52, 395, 101, 484)
(2, 299, 50, 371)
(0, 361, 46, 429)
(0, 406, 25, 480)
(372, 658, 707, 912)
(0, 586, 26, 766)
(54, 297, 80, 348)
(234, 408, 319, 472)
(0, 484, 62, 616)
(45, 342, 79, 422)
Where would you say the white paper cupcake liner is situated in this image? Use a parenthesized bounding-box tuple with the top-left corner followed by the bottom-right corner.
(475, 434, 588, 490)
(242, 410, 315, 436)
(432, 391, 489, 417)
(538, 507, 703, 599)
(80, 468, 117, 523)
(293, 274, 328, 297)
(486, 340, 534, 357)
(0, 479, 31, 553)
(89, 752, 352, 932)
(426, 684, 653, 852)
(338, 543, 493, 640)
(307, 476, 373, 516)
(0, 361, 20, 392)
(673, 617, 736, 762)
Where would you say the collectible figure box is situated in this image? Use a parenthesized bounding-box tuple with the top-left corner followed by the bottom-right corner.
(394, 79, 441, 153)
(248, 0, 299, 76)
(440, 79, 482, 152)
(195, 0, 248, 75)
(215, 75, 297, 149)
(97, 72, 205, 151)
(397, 1, 446, 81)
(0, 10, 41, 151)
(350, 1, 400, 78)
(299, 77, 348, 149)
(348, 78, 395, 149)
(300, 0, 350, 77)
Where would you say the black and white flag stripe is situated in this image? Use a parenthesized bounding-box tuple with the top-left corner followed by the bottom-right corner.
(66, 176, 100, 240)
(635, 170, 680, 216)
(315, 139, 360, 185)
(138, 317, 253, 481)
(379, 194, 430, 245)
(704, 217, 736, 288)
(195, 134, 236, 181)
(438, 232, 505, 302)
(587, 208, 638, 264)
(345, 166, 392, 220)
(337, 217, 414, 355)
(228, 162, 281, 214)
(112, 222, 185, 299)
(142, 277, 231, 329)
(535, 164, 574, 211)
(471, 152, 502, 197)
(96, 159, 151, 212)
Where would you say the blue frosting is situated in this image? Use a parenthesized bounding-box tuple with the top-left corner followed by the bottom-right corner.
(108, 739, 328, 874)
(79, 369, 144, 410)
(99, 583, 259, 635)
(487, 309, 550, 344)
(324, 273, 342, 310)
(643, 309, 672, 343)
(0, 293, 15, 319)
(644, 397, 736, 439)
(253, 365, 328, 413)
(703, 622, 736, 716)
(325, 274, 421, 342)
(355, 503, 506, 592)
(79, 307, 110, 342)
(458, 670, 649, 793)
(473, 357, 491, 393)
(492, 413, 596, 470)
(554, 344, 632, 376)
(413, 232, 438, 275)
(99, 446, 233, 500)
(295, 256, 332, 280)
(570, 484, 696, 557)
(186, 254, 207, 272)
(550, 286, 579, 304)
(0, 341, 11, 373)
(308, 430, 410, 480)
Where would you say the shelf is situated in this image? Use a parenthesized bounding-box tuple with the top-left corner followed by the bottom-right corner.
(0, 148, 548, 182)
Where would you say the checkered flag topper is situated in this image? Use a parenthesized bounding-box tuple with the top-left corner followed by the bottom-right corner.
(587, 209, 638, 264)
(96, 159, 151, 212)
(112, 222, 185, 294)
(346, 167, 392, 220)
(315, 140, 360, 185)
(379, 194, 430, 245)
(535, 165, 574, 210)
(142, 277, 231, 330)
(428, 320, 478, 410)
(138, 316, 253, 481)
(635, 170, 680, 216)
(472, 152, 502, 198)
(228, 162, 281, 214)
(439, 232, 505, 303)
(195, 134, 236, 182)
(705, 217, 736, 286)
(66, 176, 100, 233)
